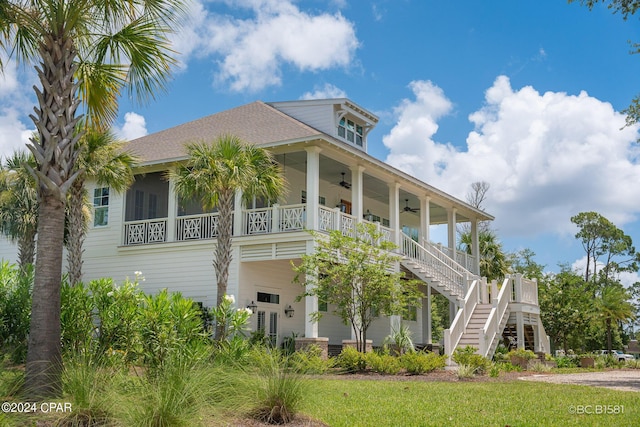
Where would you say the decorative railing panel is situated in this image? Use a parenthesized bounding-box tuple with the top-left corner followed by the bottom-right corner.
(124, 219, 167, 245)
(176, 213, 219, 241)
(246, 208, 271, 234)
(279, 204, 306, 232)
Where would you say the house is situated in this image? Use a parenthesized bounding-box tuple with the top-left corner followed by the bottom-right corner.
(0, 98, 549, 361)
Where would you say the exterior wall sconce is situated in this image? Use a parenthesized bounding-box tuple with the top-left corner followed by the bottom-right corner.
(364, 209, 374, 222)
(247, 301, 257, 314)
(284, 304, 295, 318)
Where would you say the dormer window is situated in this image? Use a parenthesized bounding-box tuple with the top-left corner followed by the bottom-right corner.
(338, 117, 364, 147)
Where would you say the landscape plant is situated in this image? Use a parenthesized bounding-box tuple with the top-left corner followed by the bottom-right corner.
(0, 262, 33, 363)
(453, 346, 490, 374)
(172, 136, 285, 340)
(399, 351, 446, 374)
(294, 223, 422, 353)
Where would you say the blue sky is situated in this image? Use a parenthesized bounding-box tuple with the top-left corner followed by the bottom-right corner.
(1, 0, 640, 282)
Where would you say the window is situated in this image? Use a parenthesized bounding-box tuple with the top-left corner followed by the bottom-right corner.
(93, 187, 109, 226)
(257, 292, 280, 304)
(337, 117, 364, 146)
(134, 190, 144, 220)
(301, 190, 326, 205)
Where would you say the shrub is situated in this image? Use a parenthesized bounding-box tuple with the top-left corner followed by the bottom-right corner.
(0, 262, 33, 363)
(529, 361, 552, 372)
(383, 322, 414, 356)
(121, 354, 217, 427)
(555, 356, 579, 368)
(456, 364, 477, 379)
(625, 359, 640, 369)
(453, 346, 490, 374)
(60, 280, 94, 355)
(489, 363, 500, 377)
(248, 349, 307, 424)
(336, 347, 366, 373)
(366, 351, 401, 374)
(400, 351, 446, 375)
(289, 345, 334, 374)
(58, 353, 117, 426)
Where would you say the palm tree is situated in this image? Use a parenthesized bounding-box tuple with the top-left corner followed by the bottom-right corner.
(0, 151, 38, 272)
(595, 283, 636, 353)
(1, 0, 186, 396)
(172, 135, 286, 340)
(459, 228, 509, 281)
(66, 126, 137, 286)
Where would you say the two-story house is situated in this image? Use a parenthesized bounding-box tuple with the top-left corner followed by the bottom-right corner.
(1, 98, 549, 361)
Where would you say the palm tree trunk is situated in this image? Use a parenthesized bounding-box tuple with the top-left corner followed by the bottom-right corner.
(25, 193, 65, 398)
(25, 34, 81, 398)
(66, 179, 86, 286)
(214, 189, 234, 340)
(18, 228, 36, 272)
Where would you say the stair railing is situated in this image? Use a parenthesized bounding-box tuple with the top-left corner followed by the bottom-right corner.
(399, 233, 474, 298)
(444, 279, 481, 362)
(479, 276, 512, 358)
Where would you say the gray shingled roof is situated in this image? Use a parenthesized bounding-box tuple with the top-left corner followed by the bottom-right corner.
(124, 101, 322, 164)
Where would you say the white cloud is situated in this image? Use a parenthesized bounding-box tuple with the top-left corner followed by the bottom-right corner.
(115, 112, 148, 141)
(175, 0, 359, 92)
(384, 76, 640, 239)
(0, 55, 36, 160)
(300, 83, 346, 100)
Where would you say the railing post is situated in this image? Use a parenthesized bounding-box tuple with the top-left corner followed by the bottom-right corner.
(514, 273, 523, 303)
(271, 204, 280, 233)
(491, 279, 498, 307)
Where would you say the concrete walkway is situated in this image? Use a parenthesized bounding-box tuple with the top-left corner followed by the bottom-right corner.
(519, 370, 640, 392)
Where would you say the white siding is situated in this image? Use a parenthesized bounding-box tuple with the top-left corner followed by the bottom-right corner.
(0, 236, 18, 264)
(273, 104, 334, 136)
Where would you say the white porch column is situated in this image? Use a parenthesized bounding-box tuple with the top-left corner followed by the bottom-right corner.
(167, 172, 177, 242)
(516, 312, 525, 350)
(350, 165, 365, 222)
(388, 182, 401, 246)
(447, 208, 457, 252)
(305, 147, 322, 231)
(422, 286, 432, 344)
(419, 196, 431, 247)
(304, 242, 319, 338)
(471, 218, 480, 275)
(233, 189, 243, 236)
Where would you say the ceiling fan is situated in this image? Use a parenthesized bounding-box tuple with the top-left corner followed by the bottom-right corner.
(402, 199, 419, 213)
(339, 172, 351, 189)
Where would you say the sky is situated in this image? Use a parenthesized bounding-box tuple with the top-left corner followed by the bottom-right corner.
(1, 0, 640, 283)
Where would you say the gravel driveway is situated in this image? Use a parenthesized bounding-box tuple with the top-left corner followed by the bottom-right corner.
(519, 370, 640, 392)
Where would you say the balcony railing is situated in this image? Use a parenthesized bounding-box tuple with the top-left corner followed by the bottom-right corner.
(124, 218, 167, 245)
(120, 204, 423, 259)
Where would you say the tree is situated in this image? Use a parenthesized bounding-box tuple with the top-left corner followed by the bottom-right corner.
(66, 126, 137, 286)
(569, 1, 640, 126)
(537, 267, 593, 353)
(172, 135, 285, 340)
(594, 282, 636, 352)
(1, 0, 186, 397)
(571, 212, 640, 283)
(459, 228, 509, 282)
(0, 151, 38, 271)
(293, 223, 422, 353)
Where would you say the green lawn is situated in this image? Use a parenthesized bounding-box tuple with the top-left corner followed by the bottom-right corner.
(302, 378, 639, 427)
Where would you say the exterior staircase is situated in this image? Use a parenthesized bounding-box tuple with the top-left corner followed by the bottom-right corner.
(397, 233, 512, 362)
(457, 304, 492, 348)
